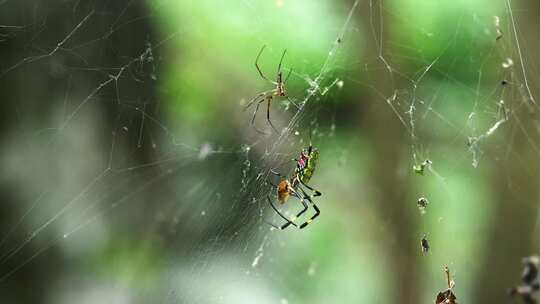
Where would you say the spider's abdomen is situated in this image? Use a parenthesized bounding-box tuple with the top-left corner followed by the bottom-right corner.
(299, 149, 319, 184)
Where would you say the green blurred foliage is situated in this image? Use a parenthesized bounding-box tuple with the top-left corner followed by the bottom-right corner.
(1, 0, 538, 303)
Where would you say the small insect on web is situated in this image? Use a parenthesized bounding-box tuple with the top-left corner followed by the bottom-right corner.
(266, 144, 322, 230)
(244, 45, 300, 134)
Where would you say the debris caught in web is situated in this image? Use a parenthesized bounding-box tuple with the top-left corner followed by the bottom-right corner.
(198, 142, 213, 160)
(417, 197, 429, 214)
(421, 235, 430, 253)
(413, 159, 432, 175)
(435, 266, 457, 304)
(509, 256, 540, 304)
(502, 58, 514, 69)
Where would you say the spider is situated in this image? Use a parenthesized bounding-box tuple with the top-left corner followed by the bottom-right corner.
(266, 144, 322, 230)
(244, 45, 299, 134)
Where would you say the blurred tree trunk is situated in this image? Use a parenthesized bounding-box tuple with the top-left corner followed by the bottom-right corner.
(473, 0, 540, 300)
(363, 98, 420, 302)
(472, 117, 540, 302)
(354, 0, 422, 300)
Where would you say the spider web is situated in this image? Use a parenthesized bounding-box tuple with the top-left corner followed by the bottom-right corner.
(0, 0, 539, 303)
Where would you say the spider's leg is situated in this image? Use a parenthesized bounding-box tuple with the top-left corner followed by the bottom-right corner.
(244, 92, 267, 110)
(266, 196, 297, 230)
(289, 193, 309, 224)
(297, 193, 320, 229)
(299, 179, 322, 197)
(251, 98, 264, 125)
(255, 45, 272, 83)
(277, 49, 287, 74)
(273, 188, 309, 228)
(267, 179, 277, 188)
(251, 98, 268, 134)
(292, 186, 321, 229)
(284, 67, 293, 84)
(268, 169, 287, 192)
(299, 203, 320, 229)
(269, 169, 286, 179)
(266, 96, 279, 134)
(286, 96, 301, 110)
(265, 220, 290, 230)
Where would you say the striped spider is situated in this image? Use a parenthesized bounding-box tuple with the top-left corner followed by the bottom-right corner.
(267, 144, 322, 230)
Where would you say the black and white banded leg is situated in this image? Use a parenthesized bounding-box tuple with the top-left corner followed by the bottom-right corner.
(297, 187, 321, 229)
(266, 195, 297, 230)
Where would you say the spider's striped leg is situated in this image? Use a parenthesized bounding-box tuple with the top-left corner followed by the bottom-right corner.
(288, 193, 309, 224)
(297, 187, 321, 229)
(273, 187, 310, 228)
(277, 199, 309, 230)
(266, 196, 297, 230)
(299, 203, 320, 229)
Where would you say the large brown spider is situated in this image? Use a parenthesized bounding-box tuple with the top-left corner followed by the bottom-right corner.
(244, 45, 299, 134)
